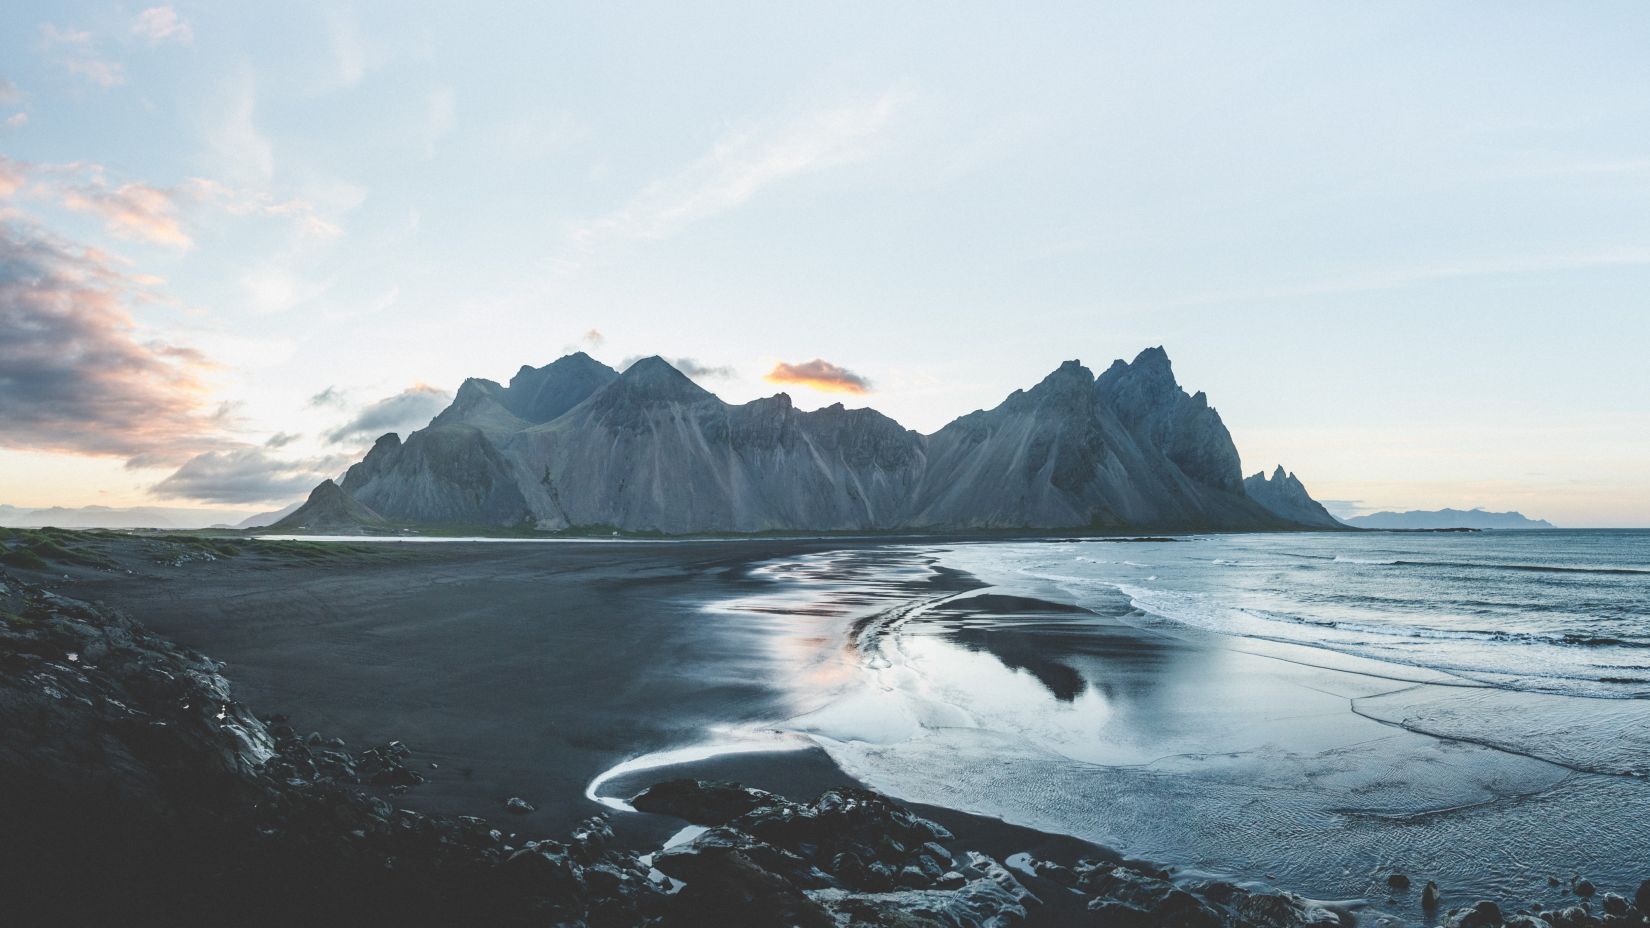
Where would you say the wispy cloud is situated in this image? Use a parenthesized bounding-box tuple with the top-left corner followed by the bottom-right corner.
(326, 384, 451, 444)
(184, 178, 343, 239)
(5, 113, 28, 129)
(324, 11, 368, 88)
(0, 157, 25, 198)
(207, 73, 274, 185)
(0, 79, 20, 105)
(622, 355, 736, 381)
(60, 180, 191, 246)
(2, 157, 342, 247)
(560, 328, 605, 354)
(40, 24, 125, 88)
(765, 358, 872, 394)
(0, 217, 221, 463)
(571, 89, 912, 248)
(425, 86, 455, 157)
(309, 386, 345, 407)
(132, 6, 193, 45)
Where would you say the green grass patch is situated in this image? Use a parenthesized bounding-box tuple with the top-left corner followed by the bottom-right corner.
(1, 548, 49, 570)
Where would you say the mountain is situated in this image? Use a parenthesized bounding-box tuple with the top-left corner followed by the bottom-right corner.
(1343, 508, 1555, 530)
(269, 480, 388, 533)
(1244, 467, 1342, 529)
(0, 504, 261, 530)
(310, 347, 1335, 534)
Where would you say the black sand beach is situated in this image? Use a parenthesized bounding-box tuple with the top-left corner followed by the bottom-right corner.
(7, 531, 1647, 927)
(59, 538, 873, 842)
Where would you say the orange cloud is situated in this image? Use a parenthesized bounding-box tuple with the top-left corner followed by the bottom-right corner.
(764, 358, 872, 394)
(0, 217, 220, 463)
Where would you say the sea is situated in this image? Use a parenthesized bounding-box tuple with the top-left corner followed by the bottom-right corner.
(683, 529, 1650, 920)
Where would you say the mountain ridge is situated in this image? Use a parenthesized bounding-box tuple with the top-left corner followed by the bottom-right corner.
(1344, 508, 1554, 530)
(306, 348, 1340, 534)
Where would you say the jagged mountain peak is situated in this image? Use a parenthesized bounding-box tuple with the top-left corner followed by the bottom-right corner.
(271, 479, 386, 532)
(497, 353, 620, 424)
(614, 356, 714, 400)
(317, 345, 1326, 533)
(1244, 466, 1340, 528)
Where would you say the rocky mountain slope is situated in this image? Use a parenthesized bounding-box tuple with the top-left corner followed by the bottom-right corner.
(314, 348, 1336, 533)
(270, 479, 388, 533)
(1244, 467, 1343, 529)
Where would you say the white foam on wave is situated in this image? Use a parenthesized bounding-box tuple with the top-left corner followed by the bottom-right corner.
(583, 730, 812, 811)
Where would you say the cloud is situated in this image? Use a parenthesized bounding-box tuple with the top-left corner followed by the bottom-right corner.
(5, 113, 27, 129)
(183, 178, 342, 239)
(764, 359, 872, 394)
(425, 86, 454, 156)
(0, 79, 19, 105)
(309, 385, 345, 407)
(325, 11, 368, 87)
(0, 217, 220, 462)
(40, 24, 125, 88)
(132, 6, 193, 45)
(571, 89, 911, 247)
(151, 446, 347, 505)
(0, 157, 25, 198)
(561, 328, 605, 354)
(621, 355, 736, 380)
(207, 74, 274, 185)
(60, 180, 191, 246)
(1316, 499, 1367, 520)
(2, 158, 336, 246)
(326, 384, 451, 444)
(264, 431, 301, 449)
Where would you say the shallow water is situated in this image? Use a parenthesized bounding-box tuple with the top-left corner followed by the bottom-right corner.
(676, 533, 1650, 921)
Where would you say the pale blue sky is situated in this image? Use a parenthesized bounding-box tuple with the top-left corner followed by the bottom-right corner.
(2, 2, 1647, 525)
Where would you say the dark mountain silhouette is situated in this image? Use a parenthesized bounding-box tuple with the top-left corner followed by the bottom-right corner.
(309, 348, 1337, 534)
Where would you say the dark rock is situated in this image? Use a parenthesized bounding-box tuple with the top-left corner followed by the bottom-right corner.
(1387, 872, 1411, 890)
(1423, 880, 1442, 908)
(1575, 878, 1597, 897)
(655, 839, 834, 928)
(629, 778, 779, 825)
(1637, 879, 1650, 913)
(1442, 900, 1503, 928)
(1233, 891, 1342, 927)
(1601, 893, 1628, 917)
(503, 797, 535, 814)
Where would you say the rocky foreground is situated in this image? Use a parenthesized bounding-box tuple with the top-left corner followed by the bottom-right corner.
(2, 566, 1645, 927)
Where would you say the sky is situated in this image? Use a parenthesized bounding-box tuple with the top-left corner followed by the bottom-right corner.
(1, 2, 1647, 526)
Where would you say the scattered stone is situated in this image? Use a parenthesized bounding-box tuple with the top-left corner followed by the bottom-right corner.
(630, 778, 779, 825)
(1442, 900, 1501, 928)
(1423, 880, 1442, 908)
(503, 797, 535, 814)
(1574, 877, 1596, 897)
(1387, 872, 1411, 890)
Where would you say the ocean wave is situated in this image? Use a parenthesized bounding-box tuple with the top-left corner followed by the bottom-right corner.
(1123, 585, 1650, 651)
(1392, 560, 1650, 576)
